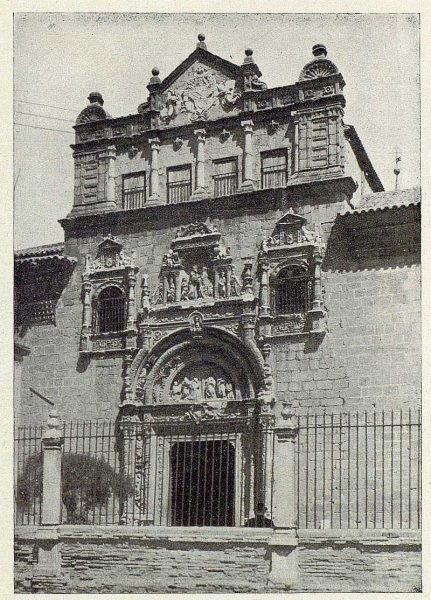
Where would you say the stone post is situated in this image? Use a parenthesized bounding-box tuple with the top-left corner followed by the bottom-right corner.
(149, 137, 160, 201)
(32, 409, 64, 585)
(268, 415, 299, 588)
(192, 129, 208, 199)
(240, 120, 255, 191)
(41, 409, 64, 526)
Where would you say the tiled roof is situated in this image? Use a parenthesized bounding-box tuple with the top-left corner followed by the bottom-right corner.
(14, 242, 76, 264)
(340, 187, 420, 216)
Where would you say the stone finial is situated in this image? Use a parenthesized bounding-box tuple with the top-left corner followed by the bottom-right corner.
(43, 408, 63, 440)
(149, 67, 161, 85)
(312, 43, 327, 58)
(243, 48, 255, 65)
(88, 92, 104, 106)
(197, 33, 207, 50)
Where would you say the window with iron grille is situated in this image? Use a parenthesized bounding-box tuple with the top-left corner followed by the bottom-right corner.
(273, 265, 312, 315)
(167, 164, 192, 204)
(93, 286, 126, 334)
(212, 157, 238, 197)
(261, 149, 288, 189)
(123, 172, 146, 209)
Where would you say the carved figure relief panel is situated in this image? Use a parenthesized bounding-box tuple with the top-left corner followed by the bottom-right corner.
(152, 221, 246, 307)
(159, 61, 241, 126)
(170, 364, 236, 403)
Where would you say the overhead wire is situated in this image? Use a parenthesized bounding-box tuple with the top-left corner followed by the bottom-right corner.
(14, 98, 80, 113)
(14, 122, 74, 134)
(15, 110, 75, 123)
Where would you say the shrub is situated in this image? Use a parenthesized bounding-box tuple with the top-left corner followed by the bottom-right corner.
(16, 452, 133, 524)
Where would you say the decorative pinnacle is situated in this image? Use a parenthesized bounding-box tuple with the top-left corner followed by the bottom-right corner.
(312, 43, 327, 58)
(243, 48, 255, 65)
(197, 33, 207, 50)
(149, 67, 161, 85)
(88, 92, 104, 106)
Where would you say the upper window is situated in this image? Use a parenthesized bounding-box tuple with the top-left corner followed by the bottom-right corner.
(93, 286, 126, 334)
(123, 172, 146, 210)
(212, 157, 238, 197)
(261, 149, 287, 189)
(273, 265, 312, 315)
(167, 164, 192, 204)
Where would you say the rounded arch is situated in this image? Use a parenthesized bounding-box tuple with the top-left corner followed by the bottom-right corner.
(93, 283, 126, 334)
(270, 257, 310, 281)
(132, 326, 265, 405)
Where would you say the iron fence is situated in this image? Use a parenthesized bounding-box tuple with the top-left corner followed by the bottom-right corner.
(14, 409, 421, 530)
(296, 410, 421, 529)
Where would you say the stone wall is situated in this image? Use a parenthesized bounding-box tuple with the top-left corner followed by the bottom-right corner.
(14, 526, 421, 593)
(16, 187, 420, 424)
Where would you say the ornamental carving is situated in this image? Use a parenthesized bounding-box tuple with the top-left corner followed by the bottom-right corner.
(84, 235, 136, 275)
(153, 221, 249, 306)
(299, 58, 338, 81)
(259, 210, 323, 254)
(170, 367, 236, 404)
(159, 63, 241, 124)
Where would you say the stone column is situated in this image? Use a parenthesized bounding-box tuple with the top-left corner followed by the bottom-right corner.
(192, 129, 208, 199)
(99, 145, 117, 209)
(268, 416, 299, 588)
(240, 120, 255, 191)
(81, 279, 92, 332)
(126, 269, 137, 330)
(259, 262, 270, 316)
(312, 253, 323, 310)
(149, 137, 160, 201)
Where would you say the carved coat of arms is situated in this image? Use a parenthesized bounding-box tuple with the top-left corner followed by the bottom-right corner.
(160, 64, 240, 123)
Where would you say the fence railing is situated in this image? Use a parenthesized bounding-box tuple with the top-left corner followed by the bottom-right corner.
(296, 410, 421, 529)
(15, 409, 421, 530)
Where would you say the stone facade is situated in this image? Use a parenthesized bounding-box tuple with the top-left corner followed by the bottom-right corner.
(14, 37, 421, 592)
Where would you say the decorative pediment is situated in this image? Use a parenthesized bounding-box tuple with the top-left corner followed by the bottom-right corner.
(260, 210, 322, 254)
(84, 235, 136, 276)
(76, 93, 111, 126)
(158, 59, 241, 125)
(298, 44, 340, 82)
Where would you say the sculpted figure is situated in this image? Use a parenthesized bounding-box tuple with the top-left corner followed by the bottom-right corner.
(218, 271, 227, 298)
(171, 380, 182, 402)
(226, 382, 235, 401)
(216, 378, 227, 399)
(230, 266, 242, 296)
(200, 267, 213, 298)
(189, 377, 201, 401)
(204, 377, 217, 400)
(188, 265, 200, 299)
(167, 281, 176, 303)
(181, 377, 191, 401)
(180, 279, 188, 301)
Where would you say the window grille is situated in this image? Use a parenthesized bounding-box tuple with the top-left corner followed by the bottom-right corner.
(212, 157, 238, 197)
(273, 265, 312, 315)
(123, 172, 146, 209)
(167, 164, 192, 204)
(93, 286, 126, 334)
(261, 149, 287, 189)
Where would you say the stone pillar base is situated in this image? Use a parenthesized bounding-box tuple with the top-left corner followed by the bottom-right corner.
(190, 188, 209, 201)
(268, 530, 299, 589)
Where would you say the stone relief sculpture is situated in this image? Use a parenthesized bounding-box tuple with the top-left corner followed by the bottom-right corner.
(154, 221, 251, 306)
(159, 64, 241, 124)
(169, 372, 236, 403)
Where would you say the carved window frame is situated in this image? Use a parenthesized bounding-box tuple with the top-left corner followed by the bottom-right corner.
(80, 236, 138, 354)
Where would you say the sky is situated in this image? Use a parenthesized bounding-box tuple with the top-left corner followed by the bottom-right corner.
(13, 12, 420, 250)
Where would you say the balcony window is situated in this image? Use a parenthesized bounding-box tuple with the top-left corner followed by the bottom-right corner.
(123, 172, 146, 209)
(167, 164, 192, 204)
(261, 149, 287, 189)
(273, 265, 312, 315)
(213, 157, 238, 197)
(93, 286, 126, 334)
